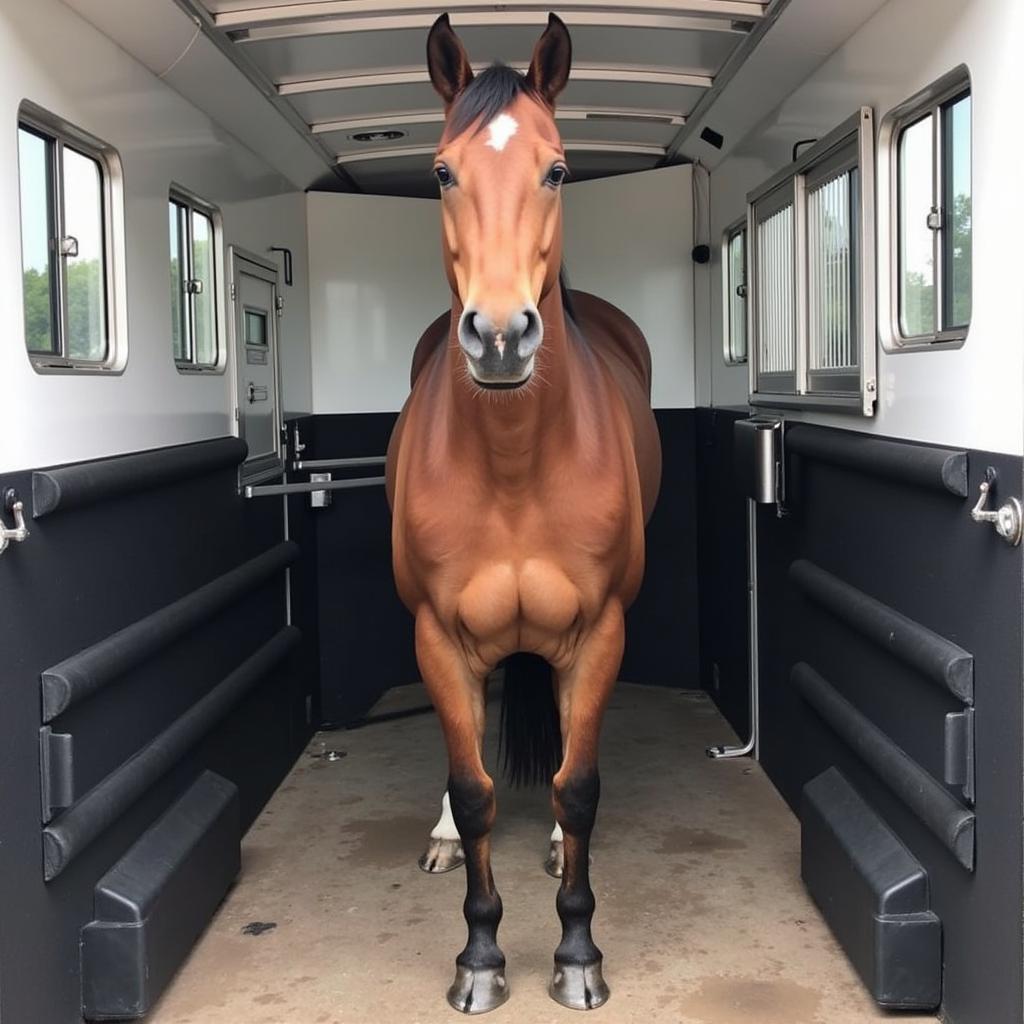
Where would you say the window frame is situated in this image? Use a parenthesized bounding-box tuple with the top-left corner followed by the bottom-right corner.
(879, 66, 972, 351)
(747, 107, 876, 416)
(17, 102, 126, 374)
(168, 184, 226, 374)
(722, 218, 748, 366)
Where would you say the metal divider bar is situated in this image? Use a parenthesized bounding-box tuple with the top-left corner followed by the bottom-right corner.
(292, 456, 387, 471)
(245, 477, 385, 498)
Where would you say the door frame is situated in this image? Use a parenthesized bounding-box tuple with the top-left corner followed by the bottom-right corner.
(229, 245, 283, 487)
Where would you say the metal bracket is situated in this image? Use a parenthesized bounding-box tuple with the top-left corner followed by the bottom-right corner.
(970, 467, 1022, 546)
(0, 489, 30, 557)
(310, 472, 332, 509)
(39, 727, 75, 823)
(944, 708, 975, 804)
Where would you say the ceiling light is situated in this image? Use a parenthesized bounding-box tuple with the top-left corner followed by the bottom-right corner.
(350, 130, 406, 143)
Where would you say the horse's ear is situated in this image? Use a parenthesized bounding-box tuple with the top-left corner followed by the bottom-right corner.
(526, 13, 572, 106)
(427, 13, 474, 107)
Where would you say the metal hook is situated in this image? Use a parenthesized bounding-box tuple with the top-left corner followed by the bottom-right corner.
(970, 467, 1023, 547)
(0, 489, 29, 557)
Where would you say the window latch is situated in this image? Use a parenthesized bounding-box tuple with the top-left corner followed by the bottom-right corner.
(58, 235, 79, 257)
(926, 207, 943, 231)
(184, 278, 204, 295)
(0, 489, 29, 558)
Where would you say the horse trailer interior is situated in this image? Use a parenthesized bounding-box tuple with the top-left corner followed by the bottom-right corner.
(0, 1, 1020, 1022)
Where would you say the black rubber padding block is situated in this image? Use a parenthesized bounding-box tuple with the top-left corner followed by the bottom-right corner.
(81, 771, 241, 1020)
(801, 767, 941, 1010)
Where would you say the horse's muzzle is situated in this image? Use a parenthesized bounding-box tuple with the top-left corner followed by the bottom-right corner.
(458, 306, 541, 389)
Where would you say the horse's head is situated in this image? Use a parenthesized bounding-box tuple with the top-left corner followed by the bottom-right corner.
(427, 13, 572, 390)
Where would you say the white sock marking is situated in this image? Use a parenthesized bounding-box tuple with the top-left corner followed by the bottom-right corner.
(486, 113, 518, 152)
(431, 790, 461, 841)
(551, 822, 563, 842)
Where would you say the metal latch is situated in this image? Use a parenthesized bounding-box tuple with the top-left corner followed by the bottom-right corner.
(0, 489, 29, 557)
(970, 467, 1022, 546)
(247, 383, 269, 403)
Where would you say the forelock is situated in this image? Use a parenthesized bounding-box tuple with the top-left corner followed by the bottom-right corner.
(446, 63, 541, 140)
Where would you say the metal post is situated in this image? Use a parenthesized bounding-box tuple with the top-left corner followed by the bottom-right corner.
(706, 497, 759, 759)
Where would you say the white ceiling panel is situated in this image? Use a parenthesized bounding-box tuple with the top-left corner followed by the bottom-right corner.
(287, 79, 707, 126)
(63, 0, 812, 194)
(240, 24, 741, 82)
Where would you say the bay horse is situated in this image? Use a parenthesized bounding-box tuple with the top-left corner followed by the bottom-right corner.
(385, 12, 661, 1013)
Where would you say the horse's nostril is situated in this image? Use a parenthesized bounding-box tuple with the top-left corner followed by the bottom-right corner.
(517, 307, 542, 357)
(458, 309, 485, 359)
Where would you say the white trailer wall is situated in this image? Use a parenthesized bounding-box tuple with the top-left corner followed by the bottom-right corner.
(308, 163, 695, 413)
(0, 1, 313, 474)
(703, 0, 1024, 456)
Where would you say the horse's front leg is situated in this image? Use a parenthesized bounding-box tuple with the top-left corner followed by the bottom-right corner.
(549, 603, 623, 1010)
(416, 609, 508, 1014)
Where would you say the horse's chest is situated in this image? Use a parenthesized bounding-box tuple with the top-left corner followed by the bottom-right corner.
(456, 559, 581, 647)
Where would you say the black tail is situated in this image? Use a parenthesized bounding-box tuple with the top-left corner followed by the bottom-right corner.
(499, 653, 563, 788)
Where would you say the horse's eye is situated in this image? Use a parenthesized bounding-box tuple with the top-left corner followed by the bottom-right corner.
(434, 164, 454, 190)
(545, 164, 568, 188)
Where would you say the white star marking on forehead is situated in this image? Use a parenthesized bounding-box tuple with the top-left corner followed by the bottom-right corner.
(485, 113, 518, 152)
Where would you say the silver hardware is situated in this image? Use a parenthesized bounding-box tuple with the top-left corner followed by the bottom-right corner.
(275, 295, 285, 316)
(247, 383, 269, 404)
(230, 281, 237, 301)
(736, 283, 748, 298)
(293, 424, 306, 456)
(970, 468, 1022, 546)
(0, 489, 30, 557)
(926, 207, 942, 231)
(310, 472, 332, 509)
(184, 278, 204, 295)
(244, 476, 386, 498)
(58, 235, 79, 257)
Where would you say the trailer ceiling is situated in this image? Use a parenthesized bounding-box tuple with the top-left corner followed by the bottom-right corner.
(64, 0, 890, 195)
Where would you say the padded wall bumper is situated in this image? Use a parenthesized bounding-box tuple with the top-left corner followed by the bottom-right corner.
(801, 767, 941, 1010)
(81, 771, 240, 1020)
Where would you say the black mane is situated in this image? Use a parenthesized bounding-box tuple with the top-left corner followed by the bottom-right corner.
(448, 63, 540, 139)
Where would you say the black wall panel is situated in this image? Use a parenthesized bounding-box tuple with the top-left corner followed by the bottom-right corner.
(755, 426, 1023, 1024)
(0, 440, 313, 1024)
(304, 413, 418, 724)
(619, 408, 700, 687)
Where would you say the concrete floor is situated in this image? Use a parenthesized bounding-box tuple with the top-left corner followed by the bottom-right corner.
(149, 684, 937, 1024)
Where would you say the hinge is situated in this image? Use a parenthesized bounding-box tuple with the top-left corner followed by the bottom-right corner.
(230, 281, 237, 301)
(39, 726, 75, 823)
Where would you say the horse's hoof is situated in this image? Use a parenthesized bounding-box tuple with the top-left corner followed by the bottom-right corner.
(550, 961, 609, 1011)
(544, 840, 564, 878)
(447, 965, 509, 1014)
(418, 837, 465, 873)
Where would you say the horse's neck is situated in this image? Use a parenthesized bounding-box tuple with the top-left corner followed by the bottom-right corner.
(446, 289, 583, 487)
